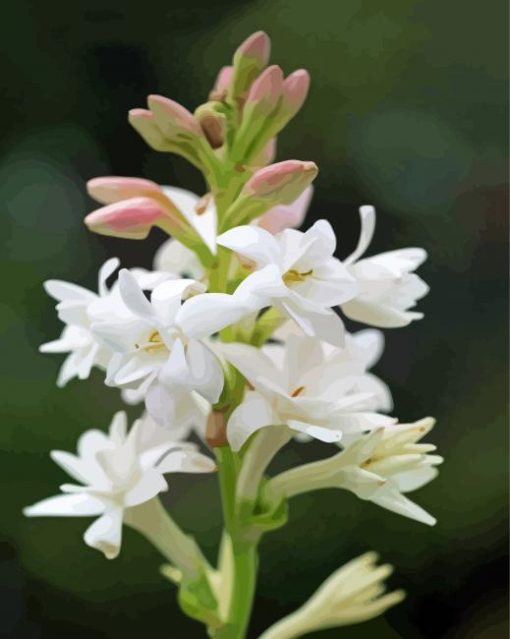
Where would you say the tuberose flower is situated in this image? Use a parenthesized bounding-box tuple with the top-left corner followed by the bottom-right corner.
(218, 220, 358, 346)
(40, 258, 171, 387)
(259, 552, 405, 639)
(24, 412, 216, 559)
(270, 418, 441, 525)
(219, 331, 395, 451)
(341, 206, 429, 327)
(92, 270, 247, 426)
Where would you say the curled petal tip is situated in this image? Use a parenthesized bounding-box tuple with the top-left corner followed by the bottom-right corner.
(87, 176, 163, 205)
(237, 30, 271, 64)
(85, 197, 166, 240)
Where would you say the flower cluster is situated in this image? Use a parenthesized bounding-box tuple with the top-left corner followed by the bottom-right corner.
(26, 31, 439, 638)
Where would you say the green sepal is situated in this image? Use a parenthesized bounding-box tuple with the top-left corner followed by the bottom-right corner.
(237, 479, 289, 543)
(177, 569, 223, 630)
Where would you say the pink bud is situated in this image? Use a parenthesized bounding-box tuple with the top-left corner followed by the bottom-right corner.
(282, 69, 310, 114)
(244, 160, 318, 203)
(258, 185, 313, 234)
(128, 108, 170, 151)
(87, 176, 163, 205)
(209, 66, 233, 100)
(147, 95, 202, 137)
(85, 197, 167, 239)
(236, 31, 271, 66)
(251, 137, 277, 167)
(246, 65, 283, 110)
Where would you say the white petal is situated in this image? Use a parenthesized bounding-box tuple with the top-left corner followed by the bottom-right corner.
(24, 493, 105, 517)
(395, 466, 439, 493)
(300, 219, 336, 263)
(219, 342, 284, 391)
(342, 298, 422, 328)
(227, 391, 277, 452)
(345, 205, 376, 264)
(287, 419, 343, 443)
(108, 411, 128, 445)
(351, 329, 385, 369)
(123, 470, 168, 507)
(185, 340, 224, 403)
(371, 484, 436, 526)
(151, 278, 203, 325)
(154, 238, 204, 279)
(282, 303, 345, 347)
(232, 265, 288, 308)
(83, 508, 123, 559)
(157, 450, 216, 474)
(162, 185, 200, 217)
(217, 225, 282, 267)
(176, 293, 246, 339)
(118, 269, 155, 319)
(44, 280, 96, 304)
(98, 257, 121, 296)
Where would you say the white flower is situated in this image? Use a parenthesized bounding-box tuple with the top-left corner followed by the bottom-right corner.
(219, 332, 395, 451)
(259, 552, 405, 639)
(341, 206, 429, 328)
(153, 186, 313, 281)
(23, 411, 216, 559)
(93, 269, 247, 426)
(40, 258, 171, 387)
(270, 418, 442, 526)
(217, 220, 357, 346)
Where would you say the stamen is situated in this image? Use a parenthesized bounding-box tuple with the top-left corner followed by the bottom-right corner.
(291, 385, 305, 397)
(283, 268, 313, 284)
(135, 330, 167, 353)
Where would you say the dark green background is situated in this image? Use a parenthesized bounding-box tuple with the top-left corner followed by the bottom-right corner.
(1, 1, 507, 637)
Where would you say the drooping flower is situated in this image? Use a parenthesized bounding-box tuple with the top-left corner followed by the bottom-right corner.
(259, 552, 405, 639)
(219, 332, 395, 451)
(218, 220, 358, 346)
(270, 418, 441, 526)
(92, 270, 247, 426)
(340, 206, 429, 327)
(40, 258, 171, 387)
(24, 412, 216, 559)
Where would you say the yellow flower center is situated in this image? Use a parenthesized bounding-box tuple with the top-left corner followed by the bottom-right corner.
(135, 330, 168, 354)
(283, 268, 313, 284)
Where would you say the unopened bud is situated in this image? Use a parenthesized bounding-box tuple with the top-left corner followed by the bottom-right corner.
(87, 176, 163, 205)
(209, 66, 233, 101)
(251, 137, 277, 167)
(228, 31, 271, 103)
(147, 95, 203, 139)
(258, 185, 313, 234)
(244, 160, 318, 204)
(129, 109, 173, 152)
(223, 160, 318, 229)
(195, 102, 226, 150)
(281, 69, 310, 120)
(85, 197, 182, 240)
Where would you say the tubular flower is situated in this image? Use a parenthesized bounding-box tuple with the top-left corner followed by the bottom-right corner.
(219, 332, 395, 451)
(341, 206, 429, 327)
(259, 552, 405, 639)
(218, 220, 358, 346)
(24, 412, 215, 559)
(40, 258, 171, 387)
(92, 270, 248, 426)
(270, 418, 442, 525)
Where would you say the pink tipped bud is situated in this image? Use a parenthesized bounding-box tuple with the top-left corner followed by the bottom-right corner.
(229, 31, 272, 102)
(282, 69, 310, 115)
(128, 108, 171, 151)
(87, 176, 163, 205)
(243, 160, 318, 204)
(85, 197, 169, 240)
(236, 31, 271, 66)
(147, 95, 202, 138)
(246, 65, 283, 110)
(209, 66, 233, 101)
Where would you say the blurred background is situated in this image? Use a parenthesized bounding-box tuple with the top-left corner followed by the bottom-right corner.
(1, 1, 507, 637)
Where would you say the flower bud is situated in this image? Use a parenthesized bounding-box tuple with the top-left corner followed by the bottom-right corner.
(84, 197, 187, 240)
(244, 160, 318, 203)
(147, 95, 203, 139)
(228, 31, 271, 103)
(206, 409, 228, 447)
(129, 109, 173, 152)
(195, 102, 226, 150)
(281, 69, 310, 120)
(209, 65, 233, 101)
(222, 160, 318, 229)
(259, 553, 405, 638)
(87, 176, 163, 205)
(251, 137, 277, 168)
